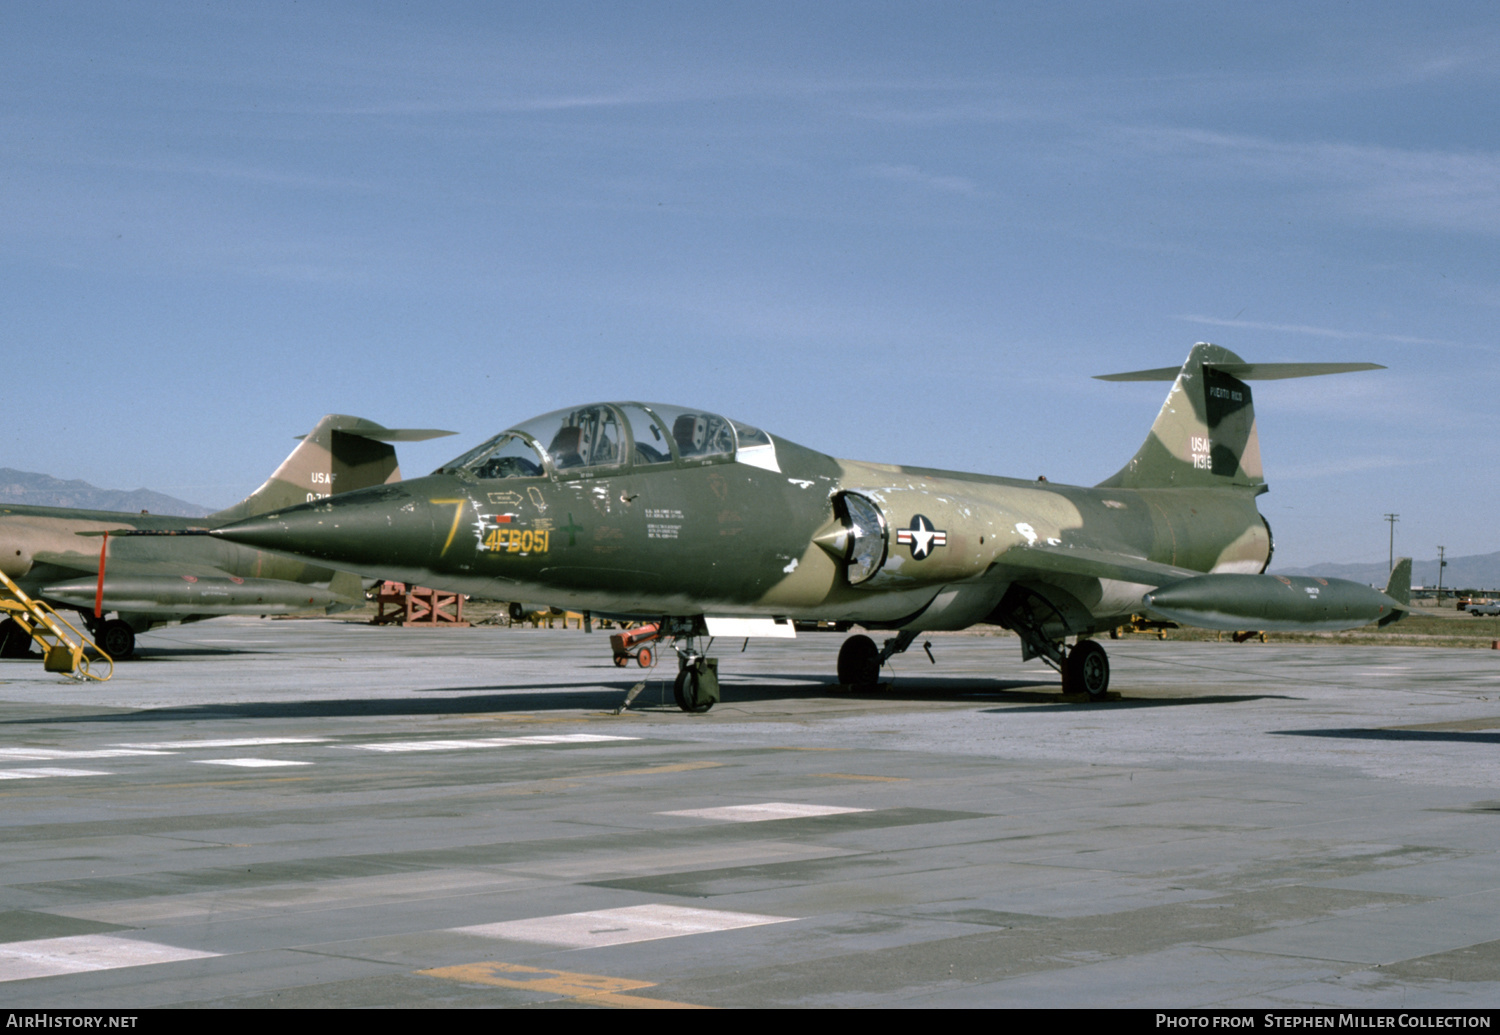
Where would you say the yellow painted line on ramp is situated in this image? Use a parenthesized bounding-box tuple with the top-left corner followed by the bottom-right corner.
(810, 772, 909, 782)
(419, 961, 708, 1008)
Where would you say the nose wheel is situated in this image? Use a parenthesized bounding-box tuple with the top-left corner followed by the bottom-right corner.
(672, 648, 719, 713)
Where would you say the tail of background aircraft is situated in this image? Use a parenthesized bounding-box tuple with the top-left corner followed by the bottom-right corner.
(1379, 557, 1413, 626)
(209, 416, 455, 524)
(1095, 343, 1383, 492)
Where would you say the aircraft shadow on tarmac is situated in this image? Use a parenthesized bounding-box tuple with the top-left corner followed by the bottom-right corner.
(982, 692, 1295, 713)
(0, 691, 643, 725)
(410, 672, 1059, 701)
(0, 647, 277, 662)
(132, 647, 275, 659)
(2, 673, 1295, 728)
(1273, 728, 1500, 746)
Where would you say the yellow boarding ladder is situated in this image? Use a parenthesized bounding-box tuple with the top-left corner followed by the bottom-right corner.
(0, 569, 113, 681)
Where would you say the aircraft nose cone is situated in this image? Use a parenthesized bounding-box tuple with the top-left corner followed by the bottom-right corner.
(212, 486, 436, 569)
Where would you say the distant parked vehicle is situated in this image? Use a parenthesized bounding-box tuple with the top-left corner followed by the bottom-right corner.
(1468, 601, 1500, 616)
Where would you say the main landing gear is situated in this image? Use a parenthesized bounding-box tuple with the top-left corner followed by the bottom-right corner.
(1061, 639, 1110, 698)
(94, 619, 136, 660)
(835, 629, 922, 690)
(0, 618, 35, 658)
(998, 588, 1111, 700)
(837, 634, 880, 687)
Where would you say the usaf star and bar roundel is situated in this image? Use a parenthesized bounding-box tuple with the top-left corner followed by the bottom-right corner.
(896, 514, 948, 560)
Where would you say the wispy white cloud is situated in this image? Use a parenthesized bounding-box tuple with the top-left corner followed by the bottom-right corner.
(1118, 126, 1500, 236)
(863, 163, 982, 197)
(1272, 454, 1413, 480)
(306, 92, 658, 117)
(1174, 314, 1462, 348)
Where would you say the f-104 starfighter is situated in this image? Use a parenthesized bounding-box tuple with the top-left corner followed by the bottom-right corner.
(213, 344, 1406, 711)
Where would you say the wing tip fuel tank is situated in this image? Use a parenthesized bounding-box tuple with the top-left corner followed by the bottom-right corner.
(1142, 572, 1406, 633)
(42, 576, 347, 614)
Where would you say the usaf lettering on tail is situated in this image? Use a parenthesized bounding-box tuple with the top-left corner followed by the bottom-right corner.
(0, 416, 454, 659)
(211, 345, 1402, 710)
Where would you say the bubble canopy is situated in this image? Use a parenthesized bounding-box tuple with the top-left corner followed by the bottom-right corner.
(437, 403, 779, 479)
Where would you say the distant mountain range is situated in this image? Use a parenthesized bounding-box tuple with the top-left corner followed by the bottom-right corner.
(1273, 553, 1500, 591)
(0, 468, 214, 518)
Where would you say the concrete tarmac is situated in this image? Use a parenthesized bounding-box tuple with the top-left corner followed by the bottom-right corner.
(0, 618, 1498, 1009)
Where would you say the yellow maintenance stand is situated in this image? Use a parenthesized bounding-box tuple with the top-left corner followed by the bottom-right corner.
(0, 569, 112, 681)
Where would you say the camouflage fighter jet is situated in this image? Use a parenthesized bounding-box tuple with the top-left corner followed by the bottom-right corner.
(211, 344, 1405, 710)
(0, 415, 454, 659)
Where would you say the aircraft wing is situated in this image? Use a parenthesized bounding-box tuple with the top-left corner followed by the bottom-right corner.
(30, 551, 240, 580)
(1000, 542, 1203, 588)
(29, 553, 361, 615)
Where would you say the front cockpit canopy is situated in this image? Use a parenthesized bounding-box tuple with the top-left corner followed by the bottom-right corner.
(438, 402, 778, 479)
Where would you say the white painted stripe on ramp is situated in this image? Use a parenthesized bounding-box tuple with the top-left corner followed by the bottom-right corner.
(0, 935, 219, 983)
(455, 904, 794, 948)
(117, 737, 328, 749)
(0, 748, 168, 760)
(661, 802, 870, 822)
(0, 768, 111, 780)
(194, 758, 312, 768)
(357, 733, 637, 753)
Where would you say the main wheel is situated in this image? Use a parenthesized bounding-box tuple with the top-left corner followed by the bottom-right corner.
(1064, 639, 1109, 699)
(0, 618, 34, 658)
(837, 634, 880, 688)
(673, 667, 714, 713)
(97, 619, 136, 660)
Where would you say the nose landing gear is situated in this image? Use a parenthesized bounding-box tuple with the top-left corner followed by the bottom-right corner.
(672, 650, 719, 713)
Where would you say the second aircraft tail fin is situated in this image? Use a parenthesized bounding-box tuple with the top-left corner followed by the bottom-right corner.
(209, 416, 456, 524)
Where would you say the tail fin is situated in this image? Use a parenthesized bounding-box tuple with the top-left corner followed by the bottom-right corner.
(1095, 343, 1383, 491)
(1384, 557, 1412, 607)
(209, 416, 456, 524)
(1378, 556, 1412, 626)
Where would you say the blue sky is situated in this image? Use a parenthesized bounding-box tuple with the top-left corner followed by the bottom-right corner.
(4, 2, 1497, 568)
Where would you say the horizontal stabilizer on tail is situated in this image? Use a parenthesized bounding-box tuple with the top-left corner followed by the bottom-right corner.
(295, 423, 456, 443)
(1096, 344, 1385, 492)
(1096, 361, 1385, 382)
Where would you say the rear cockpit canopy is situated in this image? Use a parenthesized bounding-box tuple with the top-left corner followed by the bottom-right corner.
(437, 403, 779, 479)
